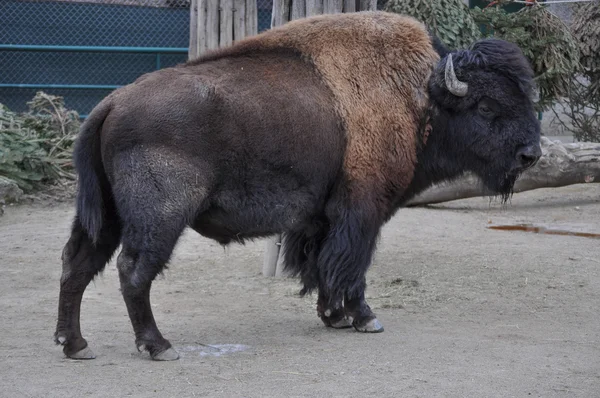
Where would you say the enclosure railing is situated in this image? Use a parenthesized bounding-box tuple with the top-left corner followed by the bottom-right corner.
(0, 45, 188, 101)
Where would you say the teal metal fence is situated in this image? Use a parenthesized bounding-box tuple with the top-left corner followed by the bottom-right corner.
(0, 0, 193, 117)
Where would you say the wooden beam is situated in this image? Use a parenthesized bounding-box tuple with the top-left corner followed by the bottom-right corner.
(233, 0, 246, 41)
(306, 0, 323, 16)
(220, 0, 234, 47)
(245, 0, 257, 36)
(291, 0, 306, 19)
(359, 0, 376, 10)
(343, 0, 355, 12)
(189, 0, 199, 59)
(324, 0, 343, 13)
(206, 0, 220, 50)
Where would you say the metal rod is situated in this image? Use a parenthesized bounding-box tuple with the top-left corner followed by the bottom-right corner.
(0, 83, 121, 89)
(0, 44, 188, 53)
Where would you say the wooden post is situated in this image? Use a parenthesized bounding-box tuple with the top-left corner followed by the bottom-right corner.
(220, 0, 234, 47)
(188, 0, 258, 59)
(206, 0, 220, 49)
(262, 235, 284, 277)
(234, 0, 246, 41)
(262, 0, 378, 277)
(189, 0, 199, 59)
(245, 0, 257, 36)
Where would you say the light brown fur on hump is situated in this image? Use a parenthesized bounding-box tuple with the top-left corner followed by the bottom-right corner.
(194, 11, 440, 196)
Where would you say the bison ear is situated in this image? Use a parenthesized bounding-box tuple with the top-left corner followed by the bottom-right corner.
(444, 54, 468, 97)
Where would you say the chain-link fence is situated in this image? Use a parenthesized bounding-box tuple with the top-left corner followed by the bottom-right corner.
(257, 0, 272, 32)
(1, 0, 387, 117)
(1, 0, 192, 116)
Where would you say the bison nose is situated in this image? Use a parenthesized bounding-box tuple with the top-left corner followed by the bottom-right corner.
(516, 144, 542, 170)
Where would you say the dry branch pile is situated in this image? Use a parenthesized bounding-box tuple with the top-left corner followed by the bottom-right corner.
(0, 92, 79, 192)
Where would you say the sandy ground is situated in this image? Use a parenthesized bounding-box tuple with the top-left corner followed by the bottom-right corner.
(1, 183, 600, 398)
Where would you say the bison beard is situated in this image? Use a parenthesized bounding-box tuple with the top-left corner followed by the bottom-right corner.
(54, 11, 541, 361)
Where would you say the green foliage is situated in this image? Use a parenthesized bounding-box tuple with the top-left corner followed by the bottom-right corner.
(0, 92, 79, 192)
(384, 0, 482, 50)
(384, 0, 580, 111)
(571, 0, 600, 96)
(471, 4, 580, 111)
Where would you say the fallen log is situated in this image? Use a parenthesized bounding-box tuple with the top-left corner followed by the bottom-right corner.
(406, 137, 600, 206)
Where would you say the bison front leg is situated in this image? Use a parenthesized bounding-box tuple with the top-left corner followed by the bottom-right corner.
(279, 226, 353, 328)
(344, 277, 383, 333)
(317, 199, 384, 333)
(316, 290, 352, 329)
(316, 281, 383, 332)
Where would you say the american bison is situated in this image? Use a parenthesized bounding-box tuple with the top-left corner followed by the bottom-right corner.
(54, 11, 541, 361)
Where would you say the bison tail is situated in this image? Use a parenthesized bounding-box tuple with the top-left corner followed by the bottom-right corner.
(73, 98, 114, 245)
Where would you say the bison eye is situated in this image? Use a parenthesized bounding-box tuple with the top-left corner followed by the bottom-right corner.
(478, 102, 494, 118)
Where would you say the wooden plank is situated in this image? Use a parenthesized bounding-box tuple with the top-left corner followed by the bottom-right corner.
(220, 0, 234, 47)
(197, 0, 208, 54)
(291, 0, 306, 20)
(342, 0, 355, 12)
(271, 0, 281, 27)
(282, 0, 292, 24)
(245, 0, 257, 36)
(332, 0, 343, 12)
(359, 0, 376, 10)
(324, 0, 343, 13)
(233, 0, 246, 42)
(206, 0, 220, 50)
(188, 0, 198, 59)
(306, 0, 323, 16)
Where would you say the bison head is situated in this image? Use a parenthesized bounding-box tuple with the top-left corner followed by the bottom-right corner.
(427, 38, 542, 202)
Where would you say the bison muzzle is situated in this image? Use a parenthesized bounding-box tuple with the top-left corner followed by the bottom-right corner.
(54, 11, 541, 361)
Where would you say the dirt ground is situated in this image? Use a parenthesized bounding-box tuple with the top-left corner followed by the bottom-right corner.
(1, 182, 599, 398)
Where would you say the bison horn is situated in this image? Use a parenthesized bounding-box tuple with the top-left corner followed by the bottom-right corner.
(444, 54, 468, 97)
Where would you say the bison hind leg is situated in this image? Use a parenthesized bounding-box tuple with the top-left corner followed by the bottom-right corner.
(115, 201, 191, 361)
(55, 214, 122, 359)
(111, 149, 210, 360)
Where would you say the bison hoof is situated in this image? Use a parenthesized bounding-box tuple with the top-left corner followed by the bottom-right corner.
(353, 317, 384, 333)
(68, 346, 97, 360)
(152, 347, 180, 361)
(55, 333, 96, 359)
(319, 308, 352, 329)
(330, 317, 353, 329)
(137, 341, 180, 361)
